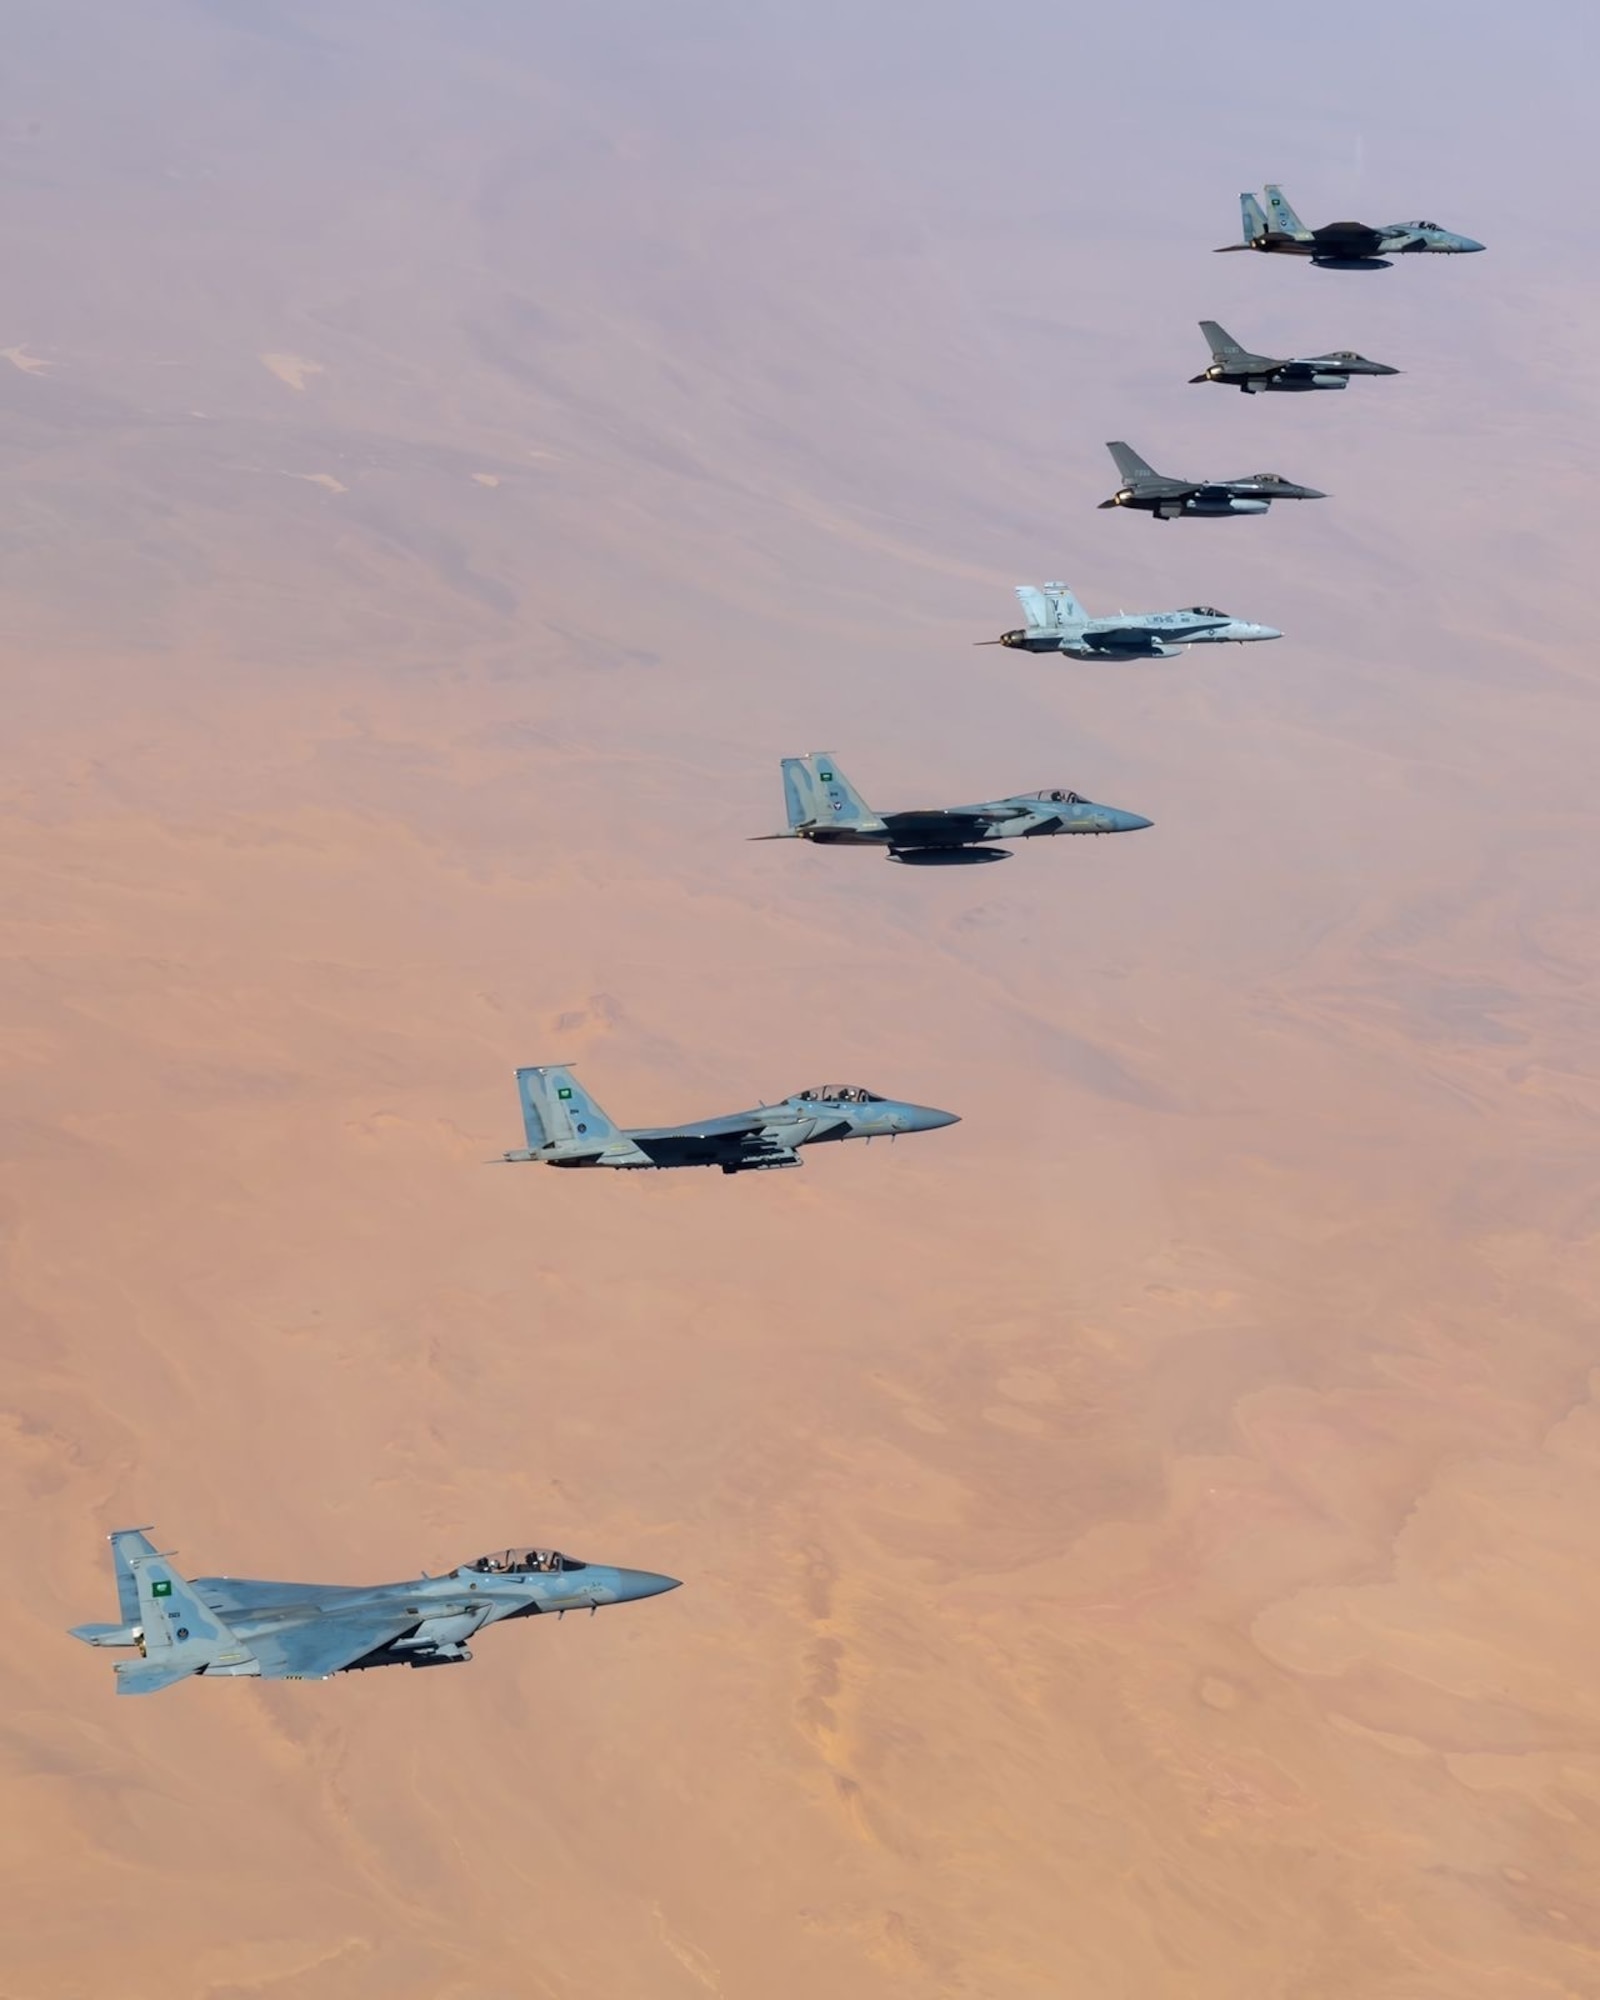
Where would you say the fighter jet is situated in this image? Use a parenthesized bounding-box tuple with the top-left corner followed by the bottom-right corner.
(988, 583, 1281, 658)
(755, 752, 1151, 862)
(71, 1528, 679, 1694)
(1191, 321, 1399, 394)
(499, 1065, 959, 1175)
(1220, 185, 1484, 268)
(1100, 442, 1326, 520)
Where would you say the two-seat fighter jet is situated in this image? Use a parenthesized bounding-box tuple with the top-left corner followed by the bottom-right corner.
(500, 1065, 959, 1175)
(1191, 321, 1399, 394)
(1100, 441, 1325, 519)
(1220, 185, 1484, 269)
(756, 752, 1150, 862)
(989, 583, 1281, 658)
(71, 1528, 679, 1694)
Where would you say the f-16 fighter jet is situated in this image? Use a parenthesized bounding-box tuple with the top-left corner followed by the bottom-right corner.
(1191, 321, 1399, 394)
(757, 752, 1151, 861)
(71, 1528, 679, 1694)
(500, 1065, 959, 1175)
(1100, 441, 1326, 520)
(1220, 185, 1484, 268)
(989, 583, 1281, 658)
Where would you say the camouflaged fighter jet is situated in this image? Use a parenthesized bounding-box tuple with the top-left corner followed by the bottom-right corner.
(500, 1065, 959, 1175)
(1100, 441, 1325, 520)
(1191, 321, 1399, 394)
(71, 1528, 679, 1693)
(987, 583, 1281, 658)
(755, 752, 1150, 863)
(1220, 185, 1484, 269)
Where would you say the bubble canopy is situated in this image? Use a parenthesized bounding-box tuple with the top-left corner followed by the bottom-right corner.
(793, 1086, 884, 1104)
(467, 1547, 586, 1574)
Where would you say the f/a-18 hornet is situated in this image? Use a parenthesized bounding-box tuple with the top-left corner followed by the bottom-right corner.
(1192, 321, 1398, 394)
(988, 583, 1280, 658)
(1220, 185, 1484, 269)
(755, 752, 1150, 862)
(500, 1065, 959, 1175)
(1100, 441, 1325, 520)
(71, 1528, 679, 1694)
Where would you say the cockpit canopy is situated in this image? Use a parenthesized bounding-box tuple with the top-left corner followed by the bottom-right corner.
(1251, 472, 1287, 485)
(468, 1546, 586, 1575)
(1183, 605, 1227, 617)
(1406, 221, 1442, 232)
(1025, 789, 1084, 804)
(794, 1085, 883, 1104)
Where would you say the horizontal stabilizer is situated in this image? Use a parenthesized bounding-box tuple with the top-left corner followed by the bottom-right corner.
(114, 1659, 203, 1697)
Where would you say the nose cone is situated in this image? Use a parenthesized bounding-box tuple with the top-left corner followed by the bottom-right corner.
(1240, 622, 1282, 642)
(900, 1104, 960, 1132)
(1293, 487, 1328, 501)
(1457, 236, 1486, 253)
(1108, 810, 1153, 833)
(615, 1568, 681, 1601)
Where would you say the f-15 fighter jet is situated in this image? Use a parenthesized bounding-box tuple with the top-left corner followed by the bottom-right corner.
(1220, 185, 1484, 268)
(499, 1065, 959, 1175)
(1191, 321, 1399, 394)
(1099, 441, 1326, 520)
(989, 583, 1281, 658)
(71, 1528, 679, 1693)
(757, 752, 1151, 861)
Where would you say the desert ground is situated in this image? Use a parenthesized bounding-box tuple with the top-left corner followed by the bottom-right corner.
(4, 4, 1600, 1996)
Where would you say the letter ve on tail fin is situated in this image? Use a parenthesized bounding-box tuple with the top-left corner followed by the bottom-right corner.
(515, 1065, 619, 1150)
(1015, 585, 1084, 632)
(1263, 184, 1308, 237)
(1041, 582, 1086, 627)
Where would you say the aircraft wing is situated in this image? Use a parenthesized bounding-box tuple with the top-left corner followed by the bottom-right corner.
(246, 1605, 426, 1681)
(881, 809, 1003, 843)
(1077, 624, 1181, 651)
(627, 1112, 795, 1170)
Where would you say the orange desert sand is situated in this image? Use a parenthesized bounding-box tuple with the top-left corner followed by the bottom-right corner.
(3, 6, 1600, 1997)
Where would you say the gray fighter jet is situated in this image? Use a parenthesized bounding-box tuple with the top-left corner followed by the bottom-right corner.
(500, 1065, 959, 1175)
(1099, 442, 1326, 520)
(71, 1528, 679, 1694)
(1220, 185, 1484, 268)
(756, 752, 1150, 861)
(1191, 321, 1399, 394)
(987, 583, 1280, 658)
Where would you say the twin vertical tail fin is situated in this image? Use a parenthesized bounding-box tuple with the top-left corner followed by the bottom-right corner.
(515, 1065, 619, 1152)
(780, 756, 887, 833)
(1015, 584, 1086, 632)
(73, 1533, 253, 1695)
(1240, 192, 1269, 244)
(1262, 185, 1308, 237)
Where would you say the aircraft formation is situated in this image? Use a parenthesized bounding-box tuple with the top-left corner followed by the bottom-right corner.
(75, 177, 1484, 1690)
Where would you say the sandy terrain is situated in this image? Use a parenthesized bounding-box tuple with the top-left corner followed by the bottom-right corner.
(3, 4, 1599, 1996)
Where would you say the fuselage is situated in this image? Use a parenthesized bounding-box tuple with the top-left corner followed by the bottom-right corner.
(1251, 220, 1484, 265)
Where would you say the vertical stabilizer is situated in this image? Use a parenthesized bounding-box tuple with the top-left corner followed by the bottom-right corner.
(516, 1065, 619, 1150)
(1240, 191, 1269, 244)
(1263, 185, 1308, 237)
(113, 1553, 246, 1693)
(794, 756, 884, 830)
(1107, 442, 1158, 485)
(1040, 582, 1086, 628)
(1200, 320, 1245, 359)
